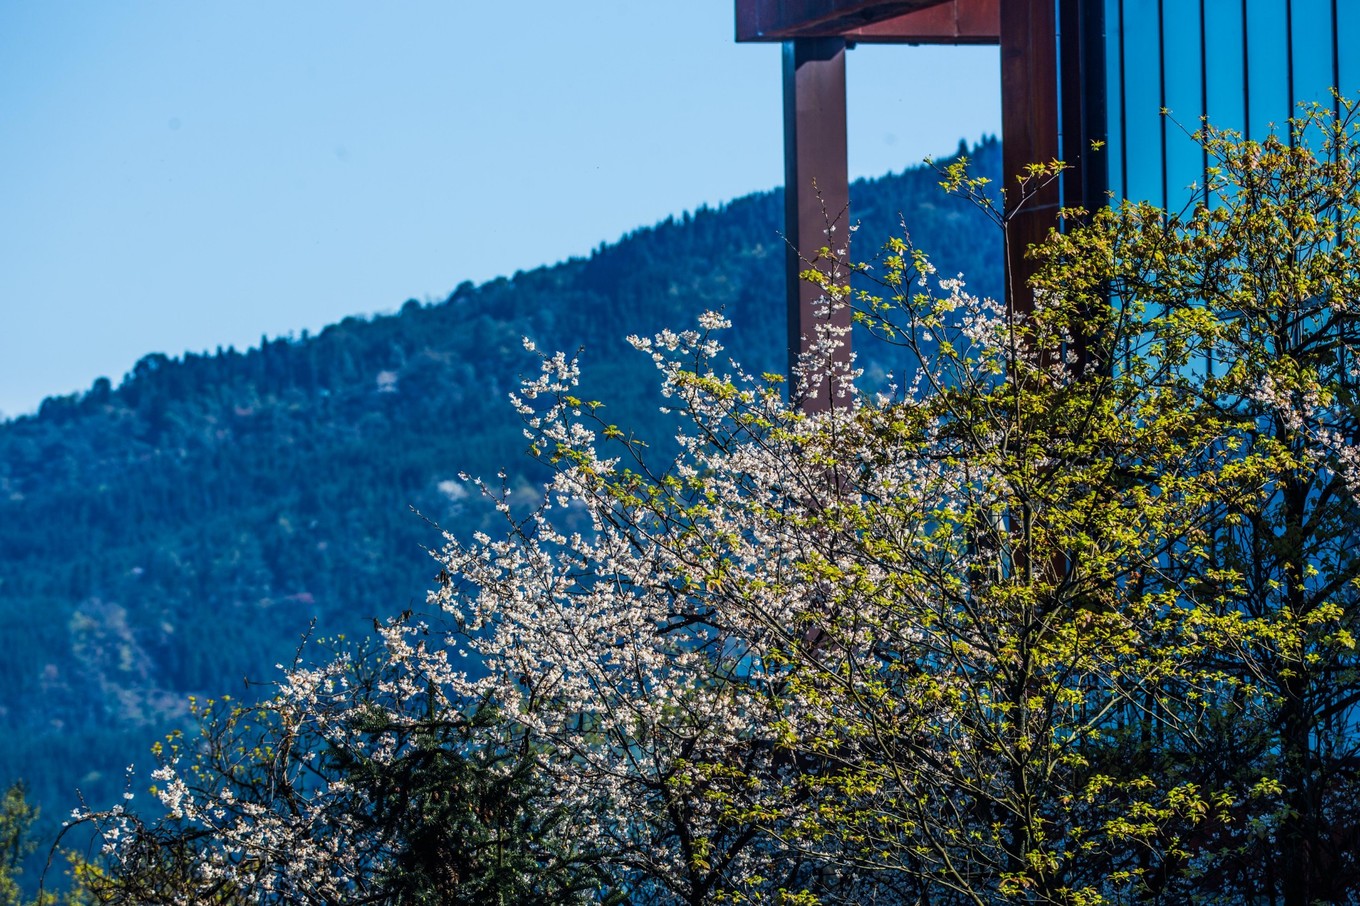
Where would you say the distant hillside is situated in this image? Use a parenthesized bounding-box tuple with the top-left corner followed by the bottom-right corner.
(0, 138, 1002, 827)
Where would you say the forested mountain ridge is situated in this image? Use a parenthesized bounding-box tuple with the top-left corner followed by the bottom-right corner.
(0, 139, 1001, 825)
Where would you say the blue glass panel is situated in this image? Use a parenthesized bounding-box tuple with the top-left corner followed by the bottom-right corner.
(1291, 0, 1337, 113)
(1339, 1, 1360, 102)
(1122, 0, 1164, 205)
(1204, 1, 1246, 136)
(1162, 2, 1204, 210)
(1105, 0, 1126, 201)
(1246, 0, 1291, 139)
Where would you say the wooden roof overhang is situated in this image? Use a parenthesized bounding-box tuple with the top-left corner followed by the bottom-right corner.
(735, 0, 999, 45)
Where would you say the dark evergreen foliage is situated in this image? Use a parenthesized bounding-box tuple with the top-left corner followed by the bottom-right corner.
(0, 141, 1002, 833)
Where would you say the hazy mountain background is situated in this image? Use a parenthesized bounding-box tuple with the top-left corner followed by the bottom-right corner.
(0, 139, 1001, 844)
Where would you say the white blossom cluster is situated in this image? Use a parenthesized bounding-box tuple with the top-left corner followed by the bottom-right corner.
(73, 109, 1360, 902)
(75, 282, 1027, 902)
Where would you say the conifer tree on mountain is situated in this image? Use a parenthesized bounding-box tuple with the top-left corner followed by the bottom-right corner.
(60, 116, 1360, 903)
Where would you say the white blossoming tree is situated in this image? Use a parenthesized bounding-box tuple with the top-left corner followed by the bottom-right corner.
(75, 103, 1360, 906)
(69, 630, 619, 905)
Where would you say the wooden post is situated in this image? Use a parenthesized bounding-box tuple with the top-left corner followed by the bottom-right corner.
(999, 0, 1061, 317)
(783, 37, 851, 412)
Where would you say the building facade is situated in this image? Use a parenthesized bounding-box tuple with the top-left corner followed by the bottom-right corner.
(736, 0, 1357, 406)
(1106, 1, 1356, 209)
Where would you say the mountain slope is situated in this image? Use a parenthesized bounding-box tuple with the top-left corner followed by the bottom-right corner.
(0, 139, 1002, 818)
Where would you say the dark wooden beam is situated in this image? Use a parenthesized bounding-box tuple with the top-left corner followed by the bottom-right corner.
(999, 0, 1061, 317)
(738, 0, 949, 41)
(783, 38, 851, 412)
(843, 0, 1000, 44)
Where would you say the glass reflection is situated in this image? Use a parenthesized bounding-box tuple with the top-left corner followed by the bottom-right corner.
(1204, 1, 1246, 136)
(1339, 0, 1360, 100)
(1162, 2, 1204, 211)
(1246, 0, 1290, 137)
(1290, 0, 1337, 114)
(1105, 0, 1125, 201)
(1122, 0, 1164, 205)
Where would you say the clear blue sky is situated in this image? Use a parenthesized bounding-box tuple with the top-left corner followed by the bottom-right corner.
(0, 1, 999, 419)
